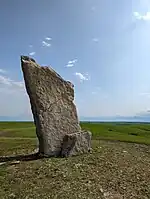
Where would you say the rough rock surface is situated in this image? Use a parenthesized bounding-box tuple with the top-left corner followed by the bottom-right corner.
(21, 56, 91, 157)
(61, 131, 92, 157)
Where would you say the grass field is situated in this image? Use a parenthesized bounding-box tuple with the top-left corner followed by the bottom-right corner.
(0, 121, 150, 144)
(0, 122, 150, 199)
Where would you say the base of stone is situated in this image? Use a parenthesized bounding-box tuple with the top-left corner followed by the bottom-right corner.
(36, 131, 92, 158)
(61, 130, 92, 157)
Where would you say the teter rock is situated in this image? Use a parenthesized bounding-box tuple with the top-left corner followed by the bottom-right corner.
(21, 56, 91, 157)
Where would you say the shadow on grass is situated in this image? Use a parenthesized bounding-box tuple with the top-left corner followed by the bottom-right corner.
(0, 152, 43, 163)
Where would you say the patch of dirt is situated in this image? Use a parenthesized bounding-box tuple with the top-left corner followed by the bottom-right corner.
(0, 131, 5, 136)
(0, 131, 11, 137)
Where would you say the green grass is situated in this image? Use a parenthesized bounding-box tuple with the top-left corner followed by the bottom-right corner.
(80, 122, 150, 144)
(0, 138, 37, 156)
(0, 122, 36, 138)
(0, 121, 150, 144)
(0, 138, 150, 198)
(0, 121, 34, 130)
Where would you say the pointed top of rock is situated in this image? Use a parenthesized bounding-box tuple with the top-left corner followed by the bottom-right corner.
(21, 55, 36, 63)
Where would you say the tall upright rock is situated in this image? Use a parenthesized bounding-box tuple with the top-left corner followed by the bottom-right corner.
(21, 56, 91, 157)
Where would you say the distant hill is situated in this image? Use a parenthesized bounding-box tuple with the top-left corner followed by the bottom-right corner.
(80, 114, 150, 122)
(0, 116, 32, 122)
(0, 112, 150, 122)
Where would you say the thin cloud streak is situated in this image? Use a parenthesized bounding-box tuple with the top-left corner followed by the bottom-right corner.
(0, 75, 12, 85)
(29, 52, 35, 56)
(0, 69, 6, 74)
(75, 72, 90, 82)
(45, 37, 52, 41)
(0, 74, 24, 90)
(66, 63, 74, 67)
(42, 41, 51, 47)
(65, 59, 78, 67)
(133, 11, 150, 21)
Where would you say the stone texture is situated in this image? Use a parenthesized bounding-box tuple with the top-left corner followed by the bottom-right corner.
(21, 56, 92, 157)
(61, 131, 92, 157)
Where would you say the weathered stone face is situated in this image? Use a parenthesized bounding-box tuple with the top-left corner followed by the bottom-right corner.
(21, 56, 92, 157)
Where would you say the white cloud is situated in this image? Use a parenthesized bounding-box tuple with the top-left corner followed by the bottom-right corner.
(70, 59, 77, 64)
(133, 11, 150, 21)
(74, 72, 90, 82)
(12, 81, 24, 88)
(0, 87, 32, 119)
(42, 41, 51, 47)
(0, 73, 32, 120)
(66, 63, 74, 67)
(65, 59, 78, 67)
(0, 69, 6, 74)
(29, 52, 36, 56)
(0, 74, 24, 90)
(92, 38, 99, 42)
(85, 72, 91, 80)
(68, 61, 73, 64)
(45, 37, 52, 41)
(0, 75, 12, 85)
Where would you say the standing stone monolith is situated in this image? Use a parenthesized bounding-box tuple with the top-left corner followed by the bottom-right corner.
(21, 56, 92, 157)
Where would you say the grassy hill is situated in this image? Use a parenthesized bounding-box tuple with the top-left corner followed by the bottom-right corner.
(0, 122, 150, 199)
(0, 121, 150, 144)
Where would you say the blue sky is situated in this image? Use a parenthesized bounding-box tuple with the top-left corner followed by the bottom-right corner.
(1, 0, 150, 121)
